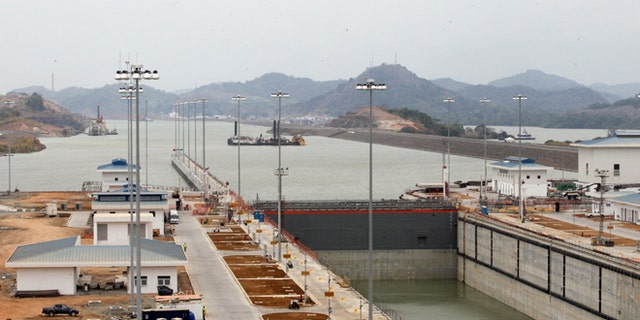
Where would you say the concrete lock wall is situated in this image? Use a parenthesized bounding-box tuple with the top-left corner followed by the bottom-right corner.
(317, 249, 457, 281)
(458, 215, 640, 320)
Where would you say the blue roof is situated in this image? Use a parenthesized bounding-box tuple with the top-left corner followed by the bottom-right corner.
(490, 156, 550, 170)
(97, 158, 140, 171)
(610, 193, 640, 206)
(572, 130, 640, 147)
(503, 156, 535, 164)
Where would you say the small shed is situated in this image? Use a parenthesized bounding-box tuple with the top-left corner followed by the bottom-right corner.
(488, 156, 552, 198)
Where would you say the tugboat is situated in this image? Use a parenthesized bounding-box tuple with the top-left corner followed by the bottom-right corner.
(514, 129, 535, 141)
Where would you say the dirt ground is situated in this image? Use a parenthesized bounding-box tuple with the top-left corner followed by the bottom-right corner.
(523, 213, 639, 246)
(2, 191, 93, 211)
(0, 192, 320, 319)
(219, 230, 316, 308)
(0, 192, 195, 319)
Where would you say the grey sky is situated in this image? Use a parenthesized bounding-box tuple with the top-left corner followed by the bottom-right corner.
(1, 0, 639, 95)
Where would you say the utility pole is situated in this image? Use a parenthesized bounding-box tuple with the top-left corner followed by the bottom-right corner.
(594, 169, 608, 246)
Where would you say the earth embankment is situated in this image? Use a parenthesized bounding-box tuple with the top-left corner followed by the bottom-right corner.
(281, 125, 578, 172)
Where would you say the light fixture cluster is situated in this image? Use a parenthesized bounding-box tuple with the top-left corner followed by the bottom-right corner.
(356, 79, 386, 90)
(119, 85, 143, 99)
(271, 91, 289, 98)
(115, 66, 160, 81)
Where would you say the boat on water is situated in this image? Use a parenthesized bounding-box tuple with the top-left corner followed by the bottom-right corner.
(227, 134, 305, 146)
(514, 129, 535, 141)
(87, 105, 117, 136)
(227, 120, 305, 146)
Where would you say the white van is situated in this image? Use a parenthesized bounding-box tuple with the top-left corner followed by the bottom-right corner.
(169, 210, 180, 224)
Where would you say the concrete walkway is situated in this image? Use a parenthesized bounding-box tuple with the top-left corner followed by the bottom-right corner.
(173, 211, 261, 319)
(173, 209, 389, 320)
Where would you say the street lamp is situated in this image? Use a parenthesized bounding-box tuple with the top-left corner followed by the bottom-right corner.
(480, 98, 490, 203)
(232, 95, 246, 210)
(0, 133, 10, 195)
(513, 94, 527, 223)
(443, 97, 455, 196)
(187, 100, 191, 163)
(201, 98, 207, 197)
(172, 102, 180, 154)
(145, 99, 149, 187)
(271, 91, 289, 263)
(181, 102, 187, 164)
(192, 100, 197, 168)
(356, 78, 386, 320)
(2, 100, 14, 194)
(115, 65, 159, 320)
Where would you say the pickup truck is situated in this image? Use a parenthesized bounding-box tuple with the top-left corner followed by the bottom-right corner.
(42, 304, 79, 317)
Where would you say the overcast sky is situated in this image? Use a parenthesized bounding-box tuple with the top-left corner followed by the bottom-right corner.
(1, 0, 639, 95)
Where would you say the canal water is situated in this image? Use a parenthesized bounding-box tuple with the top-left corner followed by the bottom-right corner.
(1, 120, 604, 319)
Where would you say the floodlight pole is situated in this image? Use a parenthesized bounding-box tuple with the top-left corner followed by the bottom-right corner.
(513, 94, 527, 223)
(480, 98, 490, 203)
(116, 65, 159, 320)
(443, 97, 455, 196)
(232, 95, 246, 209)
(356, 78, 386, 320)
(271, 91, 289, 263)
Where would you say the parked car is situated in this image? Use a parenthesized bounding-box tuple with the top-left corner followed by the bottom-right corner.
(157, 285, 174, 296)
(42, 304, 79, 317)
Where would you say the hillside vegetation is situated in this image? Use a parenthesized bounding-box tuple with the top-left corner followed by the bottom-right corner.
(12, 64, 640, 129)
(0, 93, 87, 153)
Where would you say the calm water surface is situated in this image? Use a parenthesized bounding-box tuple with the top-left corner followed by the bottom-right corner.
(2, 120, 603, 319)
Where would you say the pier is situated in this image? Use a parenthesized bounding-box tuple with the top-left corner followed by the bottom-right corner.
(171, 152, 226, 194)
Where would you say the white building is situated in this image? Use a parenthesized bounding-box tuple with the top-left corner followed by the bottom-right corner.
(605, 193, 640, 224)
(571, 130, 640, 187)
(93, 213, 156, 245)
(488, 156, 551, 198)
(5, 236, 186, 295)
(97, 158, 140, 192)
(91, 185, 170, 242)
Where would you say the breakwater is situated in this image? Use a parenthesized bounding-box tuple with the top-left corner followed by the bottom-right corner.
(282, 125, 579, 172)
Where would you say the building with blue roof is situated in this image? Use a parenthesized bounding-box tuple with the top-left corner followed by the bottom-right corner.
(488, 156, 552, 198)
(97, 158, 141, 192)
(571, 130, 640, 186)
(605, 192, 640, 224)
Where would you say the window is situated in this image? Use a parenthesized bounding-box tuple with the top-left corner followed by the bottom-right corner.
(158, 276, 171, 286)
(613, 164, 620, 176)
(97, 224, 108, 241)
(586, 163, 589, 176)
(114, 177, 119, 181)
(537, 175, 541, 179)
(134, 276, 148, 286)
(526, 175, 530, 179)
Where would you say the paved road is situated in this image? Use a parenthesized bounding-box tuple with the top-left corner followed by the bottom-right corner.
(172, 209, 388, 320)
(173, 211, 261, 320)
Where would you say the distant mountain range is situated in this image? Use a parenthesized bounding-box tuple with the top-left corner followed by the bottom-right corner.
(9, 65, 640, 129)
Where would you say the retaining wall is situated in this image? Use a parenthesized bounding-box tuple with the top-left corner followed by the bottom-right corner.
(458, 214, 640, 320)
(317, 249, 456, 281)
